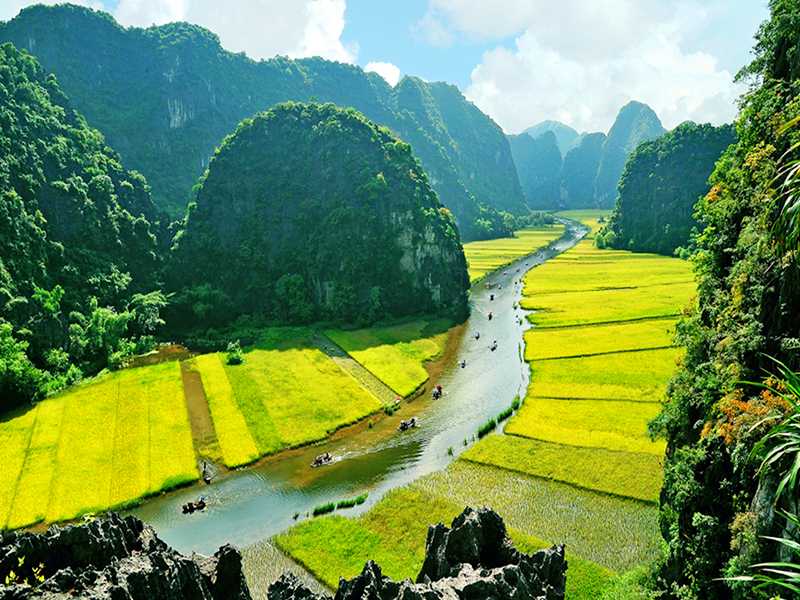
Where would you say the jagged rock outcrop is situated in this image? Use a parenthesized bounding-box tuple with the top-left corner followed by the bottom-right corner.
(268, 507, 567, 600)
(0, 513, 251, 599)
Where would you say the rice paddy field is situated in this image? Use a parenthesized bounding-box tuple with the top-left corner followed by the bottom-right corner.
(0, 362, 198, 529)
(1, 318, 453, 529)
(275, 484, 617, 600)
(274, 219, 692, 598)
(199, 327, 384, 466)
(462, 224, 565, 282)
(324, 318, 452, 397)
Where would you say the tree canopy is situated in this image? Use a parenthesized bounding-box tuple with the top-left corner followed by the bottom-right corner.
(600, 122, 736, 255)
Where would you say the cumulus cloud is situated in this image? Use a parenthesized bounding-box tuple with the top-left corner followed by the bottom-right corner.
(364, 61, 401, 86)
(418, 0, 742, 132)
(4, 0, 355, 63)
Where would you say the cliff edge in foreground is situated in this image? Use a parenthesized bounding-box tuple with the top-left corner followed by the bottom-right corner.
(269, 506, 567, 600)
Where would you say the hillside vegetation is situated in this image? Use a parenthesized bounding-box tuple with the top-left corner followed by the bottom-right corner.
(169, 102, 469, 328)
(0, 43, 165, 410)
(600, 122, 736, 254)
(652, 2, 800, 597)
(0, 4, 525, 240)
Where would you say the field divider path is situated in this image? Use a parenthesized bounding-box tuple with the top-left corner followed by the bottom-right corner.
(532, 344, 678, 361)
(530, 313, 682, 329)
(180, 360, 224, 464)
(312, 333, 398, 406)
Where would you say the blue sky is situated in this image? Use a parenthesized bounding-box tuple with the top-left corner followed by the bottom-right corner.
(3, 1, 770, 133)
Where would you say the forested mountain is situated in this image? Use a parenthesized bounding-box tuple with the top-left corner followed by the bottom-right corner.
(0, 4, 524, 241)
(601, 122, 736, 254)
(594, 101, 666, 207)
(652, 2, 800, 597)
(169, 103, 469, 329)
(560, 132, 607, 209)
(523, 120, 580, 155)
(507, 132, 562, 209)
(508, 103, 664, 210)
(0, 43, 164, 408)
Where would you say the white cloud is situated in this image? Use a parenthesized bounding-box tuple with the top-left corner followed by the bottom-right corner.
(420, 0, 742, 133)
(364, 61, 401, 86)
(4, 0, 355, 63)
(411, 11, 454, 47)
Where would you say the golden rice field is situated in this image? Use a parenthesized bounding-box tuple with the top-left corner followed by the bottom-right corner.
(462, 436, 662, 503)
(0, 318, 453, 528)
(505, 398, 665, 455)
(554, 210, 609, 237)
(0, 362, 197, 529)
(199, 327, 384, 466)
(525, 318, 678, 360)
(521, 281, 695, 327)
(325, 319, 452, 397)
(529, 347, 685, 402)
(462, 224, 565, 282)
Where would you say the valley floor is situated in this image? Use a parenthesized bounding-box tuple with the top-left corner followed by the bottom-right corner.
(0, 224, 565, 531)
(272, 212, 695, 598)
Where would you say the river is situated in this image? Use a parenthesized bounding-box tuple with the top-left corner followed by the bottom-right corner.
(128, 221, 586, 563)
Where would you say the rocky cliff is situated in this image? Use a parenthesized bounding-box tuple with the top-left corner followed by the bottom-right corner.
(168, 102, 470, 328)
(268, 507, 567, 600)
(0, 513, 251, 599)
(594, 101, 666, 207)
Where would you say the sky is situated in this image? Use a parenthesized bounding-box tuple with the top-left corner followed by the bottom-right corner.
(1, 0, 770, 134)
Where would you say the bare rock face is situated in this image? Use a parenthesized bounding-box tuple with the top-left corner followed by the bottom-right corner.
(268, 507, 567, 600)
(0, 513, 251, 600)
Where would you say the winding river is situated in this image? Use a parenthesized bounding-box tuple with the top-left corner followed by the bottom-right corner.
(129, 221, 587, 564)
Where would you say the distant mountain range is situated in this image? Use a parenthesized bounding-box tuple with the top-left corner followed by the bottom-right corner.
(0, 4, 526, 241)
(511, 102, 666, 209)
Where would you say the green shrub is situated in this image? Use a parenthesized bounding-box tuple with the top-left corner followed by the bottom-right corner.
(477, 418, 497, 438)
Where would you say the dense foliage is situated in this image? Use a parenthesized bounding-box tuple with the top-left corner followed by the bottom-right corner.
(169, 102, 470, 329)
(652, 2, 800, 596)
(600, 122, 736, 254)
(0, 4, 523, 240)
(507, 132, 562, 209)
(523, 120, 580, 155)
(0, 43, 165, 410)
(594, 101, 666, 207)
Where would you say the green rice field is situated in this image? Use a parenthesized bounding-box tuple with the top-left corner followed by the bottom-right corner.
(0, 362, 198, 529)
(417, 461, 660, 571)
(325, 319, 452, 397)
(462, 225, 565, 282)
(275, 483, 617, 600)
